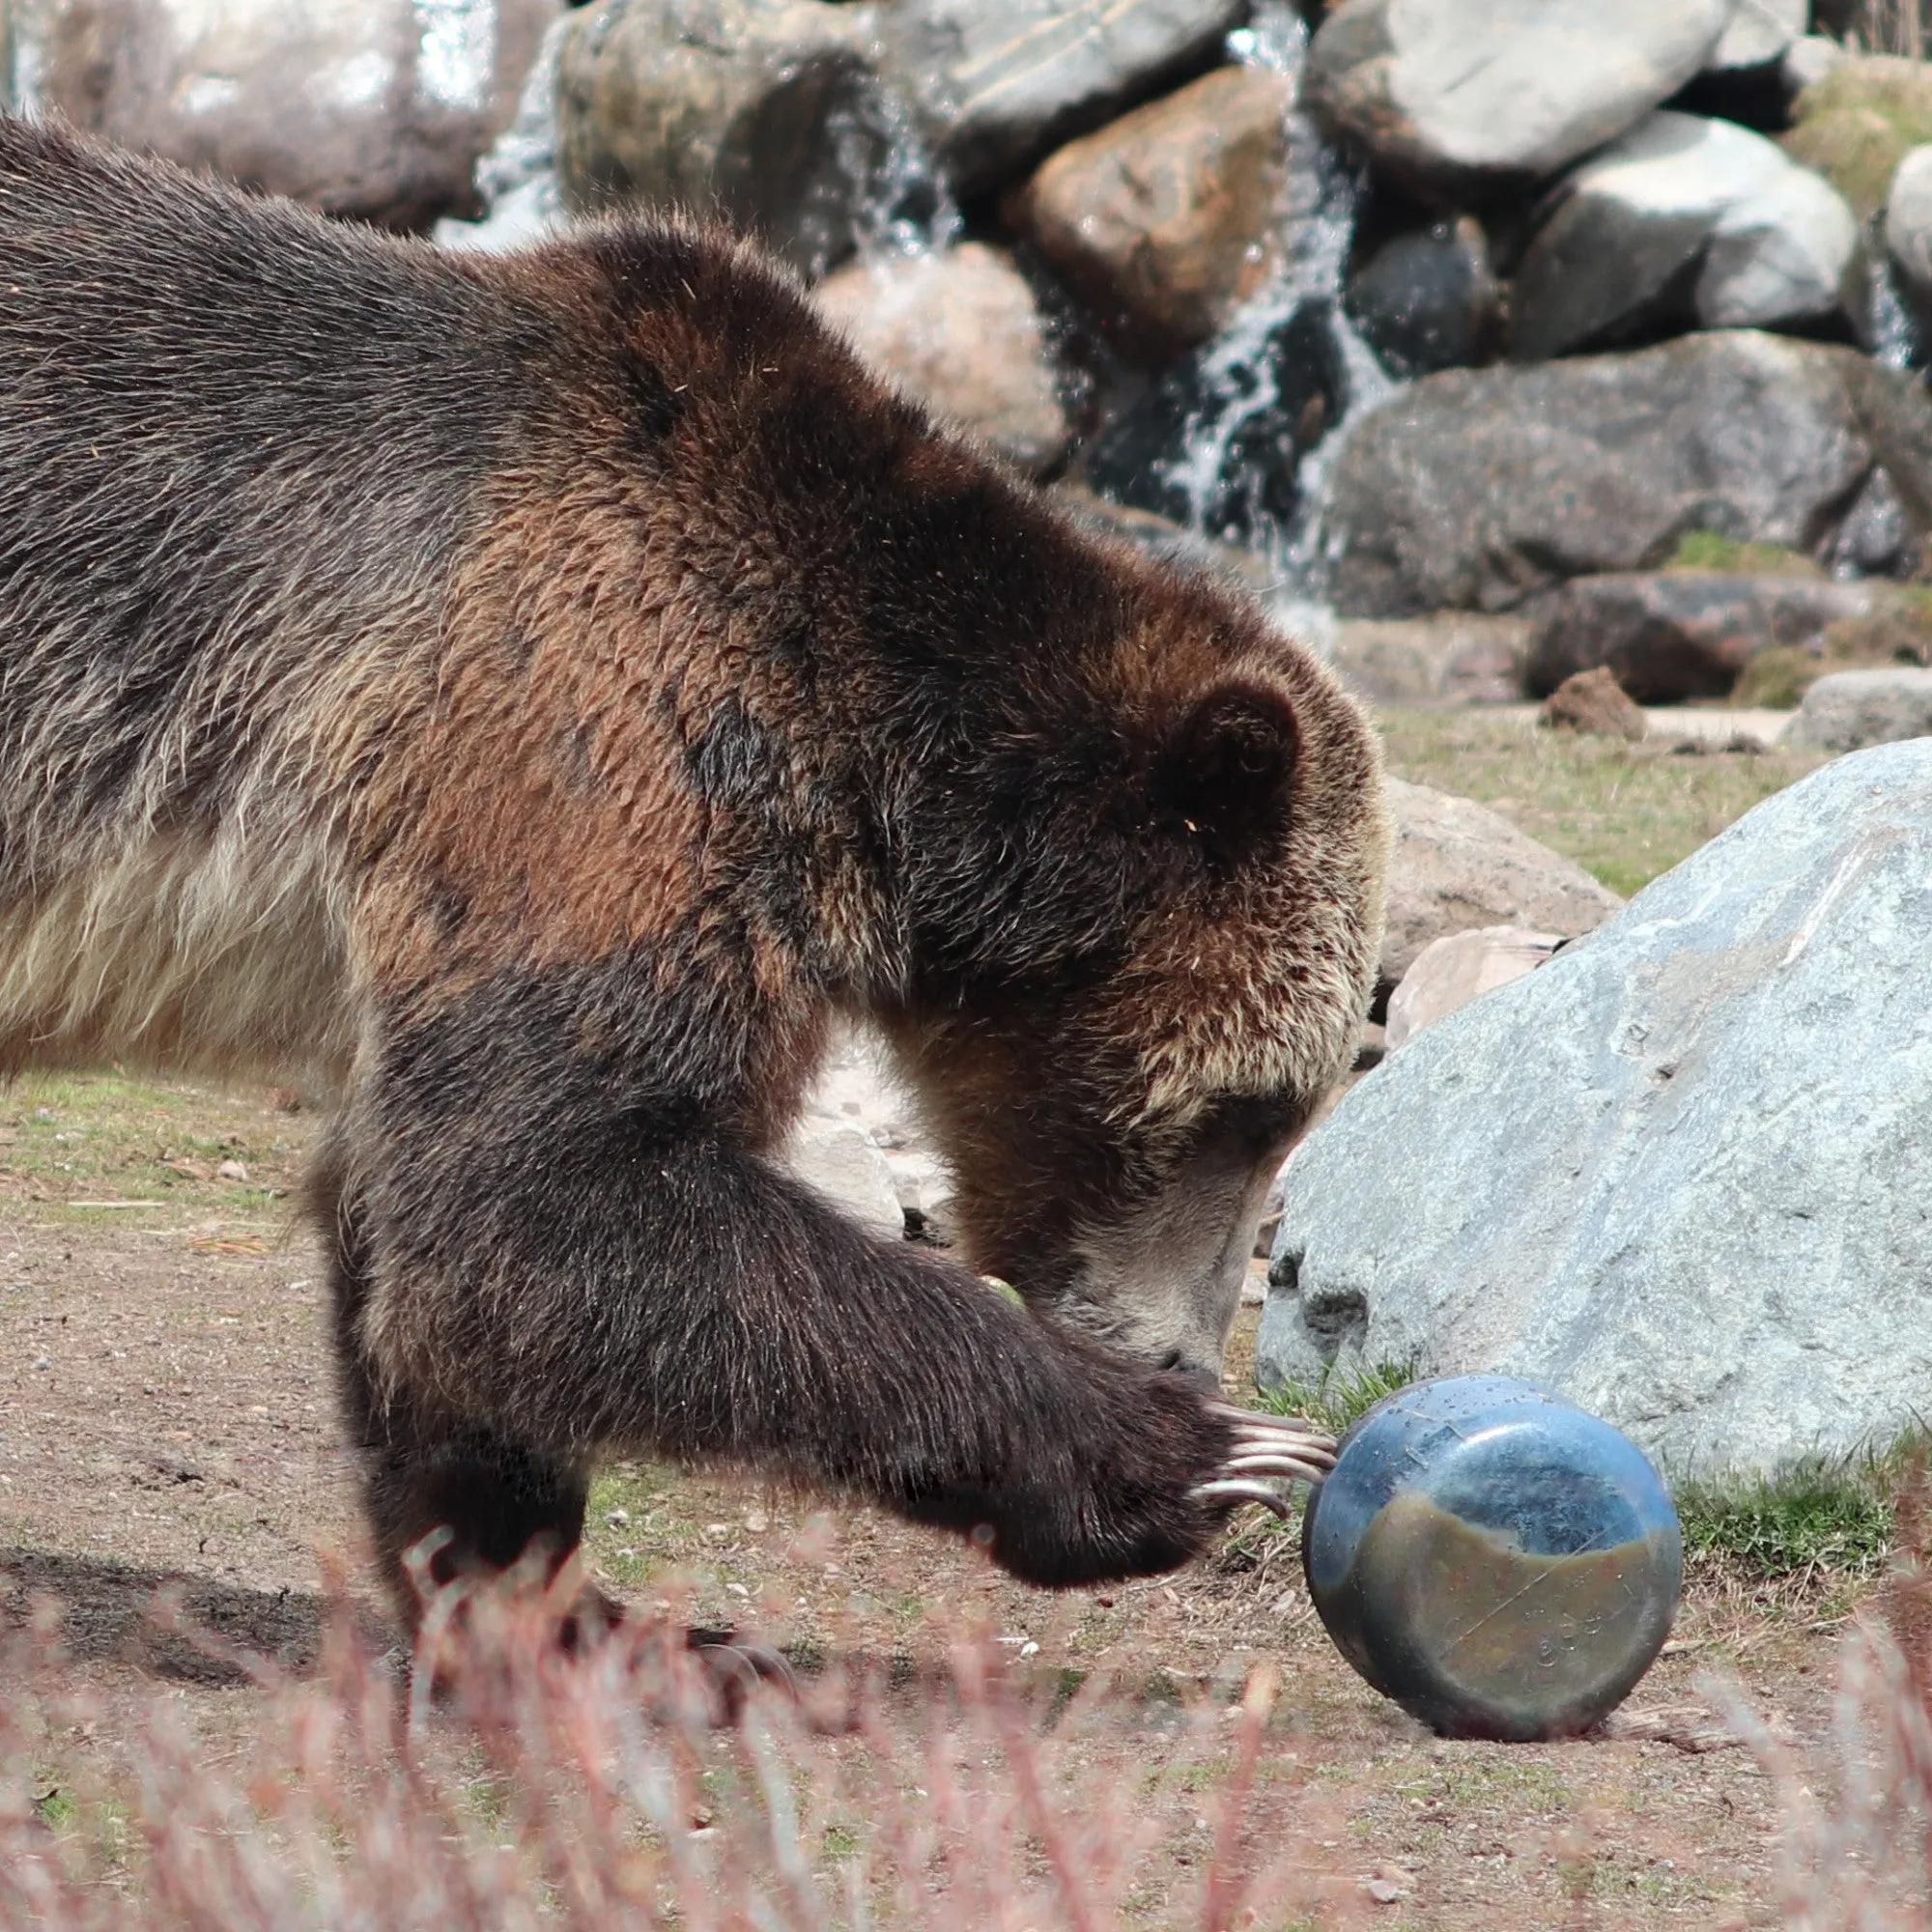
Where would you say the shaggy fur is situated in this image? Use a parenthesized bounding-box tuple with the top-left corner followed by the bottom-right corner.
(0, 114, 1388, 1612)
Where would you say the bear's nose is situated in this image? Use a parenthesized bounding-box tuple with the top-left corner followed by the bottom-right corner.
(1159, 1351, 1223, 1396)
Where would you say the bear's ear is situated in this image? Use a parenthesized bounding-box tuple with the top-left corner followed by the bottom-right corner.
(1153, 680, 1298, 876)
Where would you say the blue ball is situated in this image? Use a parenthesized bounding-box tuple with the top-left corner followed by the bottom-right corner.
(1301, 1376, 1682, 1742)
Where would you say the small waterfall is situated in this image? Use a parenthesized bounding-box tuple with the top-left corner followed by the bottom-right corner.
(824, 77, 960, 265)
(1084, 2, 1399, 607)
(1867, 253, 1921, 372)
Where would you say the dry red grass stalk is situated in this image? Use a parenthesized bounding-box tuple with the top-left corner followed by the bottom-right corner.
(0, 1561, 1355, 1930)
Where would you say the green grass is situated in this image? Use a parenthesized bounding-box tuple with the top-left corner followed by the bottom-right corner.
(1663, 529, 1816, 577)
(1378, 707, 1826, 897)
(1258, 1359, 1417, 1439)
(1784, 57, 1932, 216)
(1674, 1441, 1921, 1583)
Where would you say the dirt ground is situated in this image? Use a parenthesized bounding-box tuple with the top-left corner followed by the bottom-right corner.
(0, 1074, 1873, 1927)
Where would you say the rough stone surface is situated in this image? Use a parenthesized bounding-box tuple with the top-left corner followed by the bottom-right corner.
(1011, 65, 1291, 357)
(1346, 216, 1501, 380)
(1383, 925, 1562, 1053)
(1707, 0, 1806, 72)
(1540, 668, 1648, 742)
(1513, 112, 1862, 362)
(11, 0, 560, 230)
(1322, 331, 1932, 617)
(1259, 743, 1932, 1478)
(1304, 0, 1728, 198)
(782, 1126, 906, 1239)
(880, 0, 1245, 198)
(1885, 143, 1932, 313)
(1326, 615, 1528, 707)
(814, 244, 1070, 472)
(1381, 780, 1622, 983)
(1784, 666, 1932, 750)
(554, 0, 937, 279)
(1524, 572, 1876, 703)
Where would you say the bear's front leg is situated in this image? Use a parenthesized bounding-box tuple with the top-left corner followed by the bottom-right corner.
(325, 1078, 1329, 1607)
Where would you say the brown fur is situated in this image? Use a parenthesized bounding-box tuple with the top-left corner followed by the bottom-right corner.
(0, 112, 1388, 1617)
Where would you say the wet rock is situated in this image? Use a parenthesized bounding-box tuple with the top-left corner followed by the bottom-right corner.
(1383, 926, 1564, 1054)
(1512, 112, 1861, 363)
(1083, 295, 1350, 544)
(554, 0, 942, 280)
(1323, 331, 1932, 617)
(1524, 573, 1876, 703)
(1326, 614, 1528, 707)
(1784, 666, 1932, 750)
(879, 0, 1247, 198)
(1346, 216, 1501, 379)
(1304, 0, 1727, 200)
(1382, 780, 1622, 983)
(1010, 65, 1293, 358)
(11, 0, 560, 230)
(437, 9, 572, 251)
(1782, 54, 1932, 219)
(1259, 743, 1932, 1477)
(1540, 668, 1648, 742)
(813, 244, 1070, 473)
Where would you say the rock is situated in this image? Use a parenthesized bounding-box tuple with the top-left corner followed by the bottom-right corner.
(1346, 216, 1501, 380)
(782, 1125, 906, 1239)
(1783, 54, 1932, 219)
(1511, 112, 1861, 363)
(1303, 0, 1728, 199)
(878, 0, 1248, 198)
(1009, 65, 1292, 358)
(1540, 668, 1648, 742)
(1524, 573, 1877, 703)
(1783, 666, 1932, 749)
(1326, 614, 1529, 707)
(1381, 780, 1622, 983)
(1383, 926, 1564, 1053)
(1706, 0, 1807, 73)
(1322, 331, 1932, 618)
(436, 9, 572, 252)
(1885, 143, 1932, 315)
(814, 244, 1070, 472)
(1083, 295, 1351, 544)
(10, 0, 561, 230)
(1259, 743, 1932, 1477)
(554, 0, 943, 280)
(1782, 35, 1848, 99)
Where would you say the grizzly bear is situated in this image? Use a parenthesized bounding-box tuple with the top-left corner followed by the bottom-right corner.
(0, 113, 1387, 1621)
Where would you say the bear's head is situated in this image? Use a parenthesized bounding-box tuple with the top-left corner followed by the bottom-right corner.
(871, 537, 1389, 1387)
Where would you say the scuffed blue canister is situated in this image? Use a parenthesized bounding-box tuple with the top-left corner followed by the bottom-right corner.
(1302, 1376, 1682, 1741)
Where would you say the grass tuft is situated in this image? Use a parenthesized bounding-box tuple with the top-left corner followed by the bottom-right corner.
(1663, 529, 1818, 577)
(1257, 1360, 1417, 1440)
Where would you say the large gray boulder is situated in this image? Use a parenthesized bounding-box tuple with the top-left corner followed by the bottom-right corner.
(554, 0, 939, 278)
(879, 0, 1247, 197)
(1381, 780, 1621, 982)
(1304, 0, 1727, 199)
(1706, 0, 1807, 73)
(10, 0, 560, 231)
(1884, 143, 1932, 317)
(1512, 112, 1861, 362)
(1259, 742, 1932, 1478)
(1784, 667, 1932, 750)
(1322, 330, 1932, 617)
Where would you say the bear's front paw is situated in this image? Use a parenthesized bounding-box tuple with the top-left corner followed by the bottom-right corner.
(1189, 1400, 1335, 1520)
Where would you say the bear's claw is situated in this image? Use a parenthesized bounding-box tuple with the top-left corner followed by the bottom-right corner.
(1190, 1403, 1335, 1517)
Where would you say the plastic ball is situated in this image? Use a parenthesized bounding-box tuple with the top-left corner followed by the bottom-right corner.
(1301, 1375, 1682, 1742)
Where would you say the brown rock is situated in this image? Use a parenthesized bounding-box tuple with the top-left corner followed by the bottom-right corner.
(1526, 572, 1877, 704)
(1382, 779, 1622, 981)
(1385, 926, 1565, 1052)
(16, 0, 560, 231)
(1541, 668, 1649, 743)
(1009, 65, 1292, 357)
(813, 245, 1070, 474)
